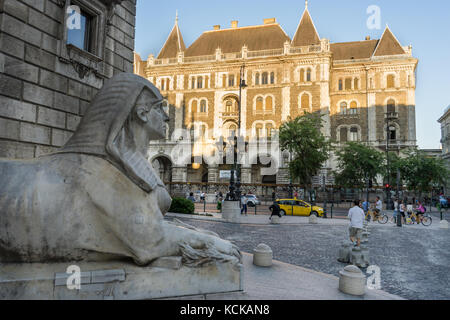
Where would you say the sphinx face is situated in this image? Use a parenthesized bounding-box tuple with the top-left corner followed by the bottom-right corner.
(134, 89, 169, 142)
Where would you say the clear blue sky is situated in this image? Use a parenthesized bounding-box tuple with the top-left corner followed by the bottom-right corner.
(135, 0, 450, 150)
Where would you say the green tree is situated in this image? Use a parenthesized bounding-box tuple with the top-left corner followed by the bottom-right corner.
(279, 112, 332, 196)
(395, 149, 449, 199)
(334, 142, 384, 189)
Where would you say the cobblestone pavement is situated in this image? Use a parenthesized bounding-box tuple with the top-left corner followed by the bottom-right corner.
(168, 216, 450, 300)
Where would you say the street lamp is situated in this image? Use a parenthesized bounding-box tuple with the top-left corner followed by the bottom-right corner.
(234, 64, 247, 201)
(385, 114, 396, 210)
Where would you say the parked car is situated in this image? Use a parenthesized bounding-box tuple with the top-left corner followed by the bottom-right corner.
(241, 194, 261, 207)
(276, 199, 324, 217)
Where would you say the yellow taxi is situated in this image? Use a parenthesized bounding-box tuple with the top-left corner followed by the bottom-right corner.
(275, 199, 324, 217)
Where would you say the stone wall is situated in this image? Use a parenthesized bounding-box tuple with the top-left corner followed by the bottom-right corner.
(0, 0, 136, 159)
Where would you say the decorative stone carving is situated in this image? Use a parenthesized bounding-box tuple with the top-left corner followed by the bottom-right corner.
(0, 74, 241, 269)
(337, 240, 352, 263)
(253, 244, 273, 267)
(338, 265, 366, 296)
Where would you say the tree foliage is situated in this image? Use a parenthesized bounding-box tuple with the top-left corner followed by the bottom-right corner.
(334, 142, 384, 189)
(279, 112, 332, 186)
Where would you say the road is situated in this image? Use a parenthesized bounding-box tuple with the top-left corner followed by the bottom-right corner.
(169, 216, 450, 300)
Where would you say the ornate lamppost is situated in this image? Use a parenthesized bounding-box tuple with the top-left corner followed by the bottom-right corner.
(235, 64, 247, 201)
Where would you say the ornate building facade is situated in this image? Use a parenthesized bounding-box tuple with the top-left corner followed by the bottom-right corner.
(134, 3, 418, 189)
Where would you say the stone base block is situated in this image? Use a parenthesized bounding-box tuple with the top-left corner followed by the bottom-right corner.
(222, 201, 241, 223)
(253, 244, 273, 267)
(339, 265, 366, 296)
(271, 216, 280, 224)
(440, 220, 448, 229)
(0, 257, 243, 300)
(309, 214, 318, 224)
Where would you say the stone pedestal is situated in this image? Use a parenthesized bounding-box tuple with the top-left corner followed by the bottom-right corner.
(271, 216, 280, 224)
(337, 241, 352, 263)
(253, 244, 273, 267)
(351, 246, 366, 268)
(0, 257, 243, 300)
(440, 220, 449, 229)
(309, 214, 318, 224)
(222, 201, 241, 223)
(338, 265, 366, 296)
(360, 244, 370, 266)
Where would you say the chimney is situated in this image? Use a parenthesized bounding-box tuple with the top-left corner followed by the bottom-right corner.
(264, 18, 276, 25)
(231, 20, 238, 28)
(365, 36, 371, 40)
(213, 25, 220, 30)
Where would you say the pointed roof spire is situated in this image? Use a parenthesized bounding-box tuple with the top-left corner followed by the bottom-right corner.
(292, 2, 320, 47)
(157, 12, 186, 59)
(372, 25, 405, 57)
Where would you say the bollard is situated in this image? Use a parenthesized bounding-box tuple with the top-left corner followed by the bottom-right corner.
(440, 220, 448, 229)
(271, 215, 280, 224)
(350, 246, 366, 268)
(339, 265, 366, 296)
(309, 214, 318, 224)
(253, 244, 273, 267)
(360, 243, 370, 266)
(361, 232, 369, 244)
(337, 240, 352, 263)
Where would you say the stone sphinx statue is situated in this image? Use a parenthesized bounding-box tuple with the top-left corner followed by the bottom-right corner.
(0, 73, 240, 268)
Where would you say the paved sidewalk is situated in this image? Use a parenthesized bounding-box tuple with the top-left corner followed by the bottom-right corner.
(167, 211, 444, 230)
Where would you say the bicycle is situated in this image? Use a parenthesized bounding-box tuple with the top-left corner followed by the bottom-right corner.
(365, 209, 388, 224)
(405, 211, 432, 227)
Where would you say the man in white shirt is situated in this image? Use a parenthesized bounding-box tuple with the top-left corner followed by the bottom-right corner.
(241, 194, 248, 215)
(348, 200, 365, 246)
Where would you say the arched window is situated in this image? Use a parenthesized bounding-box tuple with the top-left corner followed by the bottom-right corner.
(262, 72, 268, 85)
(255, 73, 260, 85)
(200, 100, 207, 113)
(205, 76, 209, 89)
(301, 93, 310, 110)
(387, 74, 395, 88)
(349, 101, 358, 114)
(338, 79, 343, 91)
(222, 74, 227, 87)
(266, 123, 274, 139)
(226, 100, 234, 113)
(191, 77, 196, 89)
(228, 74, 235, 87)
(197, 76, 203, 89)
(256, 124, 263, 139)
(388, 125, 397, 140)
(161, 79, 165, 91)
(345, 78, 352, 90)
(270, 72, 275, 84)
(256, 97, 263, 112)
(300, 69, 305, 83)
(265, 96, 273, 113)
(191, 100, 198, 113)
(228, 124, 237, 138)
(340, 102, 347, 115)
(306, 68, 312, 82)
(354, 78, 359, 90)
(200, 124, 207, 139)
(340, 127, 348, 142)
(349, 127, 358, 141)
(387, 99, 396, 113)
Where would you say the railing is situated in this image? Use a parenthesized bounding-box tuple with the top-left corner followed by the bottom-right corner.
(385, 112, 399, 119)
(151, 44, 323, 66)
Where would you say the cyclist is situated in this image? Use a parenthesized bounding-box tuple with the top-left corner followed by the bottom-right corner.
(373, 196, 383, 221)
(415, 201, 426, 224)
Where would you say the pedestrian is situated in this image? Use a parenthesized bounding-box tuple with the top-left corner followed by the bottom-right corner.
(200, 191, 205, 202)
(362, 199, 369, 214)
(399, 200, 406, 224)
(348, 199, 365, 247)
(272, 191, 276, 202)
(241, 193, 248, 215)
(187, 192, 196, 202)
(374, 196, 383, 219)
(269, 201, 282, 220)
(294, 190, 298, 199)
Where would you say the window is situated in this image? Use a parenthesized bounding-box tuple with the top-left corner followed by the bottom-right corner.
(300, 69, 305, 83)
(388, 126, 397, 140)
(262, 72, 268, 85)
(67, 8, 93, 52)
(255, 73, 260, 85)
(205, 76, 209, 89)
(387, 74, 395, 88)
(256, 97, 264, 112)
(161, 80, 165, 91)
(225, 100, 235, 113)
(301, 93, 310, 110)
(387, 99, 396, 113)
(191, 77, 196, 89)
(265, 96, 273, 113)
(354, 78, 359, 90)
(340, 102, 347, 115)
(270, 72, 275, 84)
(338, 79, 343, 91)
(222, 74, 227, 88)
(349, 127, 358, 141)
(349, 101, 358, 114)
(191, 100, 198, 113)
(200, 100, 207, 113)
(266, 123, 274, 138)
(340, 127, 348, 142)
(345, 78, 352, 90)
(197, 76, 203, 89)
(228, 75, 235, 87)
(200, 124, 207, 139)
(229, 124, 237, 138)
(256, 124, 263, 139)
(306, 68, 312, 82)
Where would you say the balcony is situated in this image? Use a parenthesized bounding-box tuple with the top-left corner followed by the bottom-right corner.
(385, 112, 399, 119)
